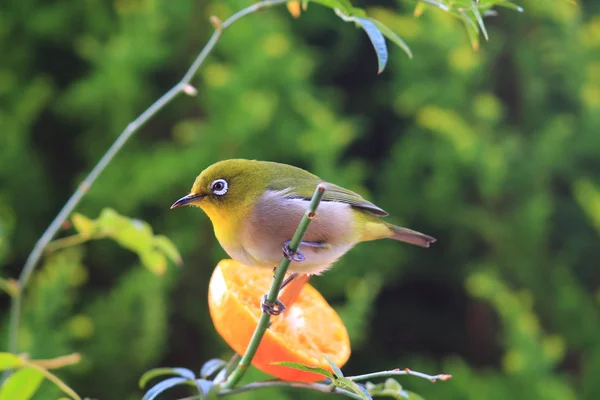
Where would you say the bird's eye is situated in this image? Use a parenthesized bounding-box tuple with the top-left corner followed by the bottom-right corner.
(210, 179, 228, 196)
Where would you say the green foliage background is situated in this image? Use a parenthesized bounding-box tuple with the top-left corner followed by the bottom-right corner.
(1, 0, 600, 399)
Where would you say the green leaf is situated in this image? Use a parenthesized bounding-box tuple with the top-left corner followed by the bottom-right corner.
(0, 278, 19, 297)
(334, 377, 372, 400)
(470, 2, 489, 41)
(368, 18, 412, 59)
(353, 17, 388, 74)
(140, 250, 167, 275)
(0, 353, 23, 370)
(493, 1, 524, 12)
(420, 0, 450, 11)
(459, 11, 480, 50)
(323, 354, 344, 378)
(0, 367, 44, 400)
(153, 235, 183, 266)
(139, 367, 195, 389)
(71, 213, 96, 236)
(270, 361, 334, 379)
(366, 378, 408, 399)
(404, 391, 426, 400)
(308, 0, 353, 14)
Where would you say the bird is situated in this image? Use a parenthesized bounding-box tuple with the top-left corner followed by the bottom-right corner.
(171, 159, 436, 314)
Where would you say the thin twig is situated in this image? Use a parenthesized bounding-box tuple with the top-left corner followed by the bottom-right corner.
(4, 0, 289, 366)
(178, 380, 362, 400)
(221, 184, 327, 389)
(26, 362, 82, 400)
(348, 368, 452, 383)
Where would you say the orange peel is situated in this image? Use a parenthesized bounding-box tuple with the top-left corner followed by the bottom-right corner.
(208, 259, 351, 382)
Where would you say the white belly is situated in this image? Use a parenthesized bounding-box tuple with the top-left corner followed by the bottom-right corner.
(238, 190, 359, 274)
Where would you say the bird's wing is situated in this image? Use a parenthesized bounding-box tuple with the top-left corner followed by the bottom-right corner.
(267, 177, 389, 217)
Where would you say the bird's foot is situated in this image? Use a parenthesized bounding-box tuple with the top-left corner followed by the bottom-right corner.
(282, 240, 305, 262)
(261, 295, 286, 316)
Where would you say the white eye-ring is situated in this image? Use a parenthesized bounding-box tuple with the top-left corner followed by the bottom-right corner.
(210, 179, 228, 196)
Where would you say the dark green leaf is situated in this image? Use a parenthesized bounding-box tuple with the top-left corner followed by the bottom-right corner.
(270, 361, 334, 379)
(0, 367, 44, 400)
(139, 367, 195, 389)
(142, 377, 193, 400)
(368, 18, 412, 59)
(354, 18, 388, 74)
(200, 359, 226, 379)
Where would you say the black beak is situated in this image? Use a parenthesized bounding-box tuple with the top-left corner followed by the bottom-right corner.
(170, 193, 204, 209)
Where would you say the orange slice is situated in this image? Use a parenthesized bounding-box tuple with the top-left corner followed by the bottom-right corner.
(208, 259, 351, 382)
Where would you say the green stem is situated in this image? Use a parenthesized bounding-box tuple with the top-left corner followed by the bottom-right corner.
(4, 0, 289, 368)
(348, 368, 452, 383)
(219, 380, 361, 399)
(222, 184, 327, 390)
(178, 380, 362, 400)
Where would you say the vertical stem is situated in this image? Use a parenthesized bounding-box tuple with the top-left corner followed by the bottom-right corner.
(4, 0, 288, 366)
(222, 184, 327, 389)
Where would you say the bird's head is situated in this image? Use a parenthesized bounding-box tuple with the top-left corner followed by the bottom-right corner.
(170, 159, 267, 218)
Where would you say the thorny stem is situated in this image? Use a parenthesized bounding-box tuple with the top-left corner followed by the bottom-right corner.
(221, 184, 327, 390)
(4, 0, 289, 376)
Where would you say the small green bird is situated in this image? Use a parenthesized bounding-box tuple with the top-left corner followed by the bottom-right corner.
(171, 159, 435, 314)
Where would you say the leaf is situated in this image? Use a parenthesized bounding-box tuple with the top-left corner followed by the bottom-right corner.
(0, 278, 19, 297)
(270, 361, 334, 379)
(353, 17, 388, 74)
(141, 377, 193, 400)
(459, 11, 480, 50)
(195, 379, 217, 400)
(140, 250, 167, 276)
(334, 377, 372, 400)
(368, 18, 412, 59)
(71, 213, 96, 236)
(0, 367, 44, 400)
(139, 367, 195, 389)
(153, 235, 183, 266)
(0, 353, 23, 370)
(323, 354, 344, 378)
(366, 378, 407, 399)
(404, 391, 426, 400)
(494, 1, 524, 12)
(470, 2, 489, 41)
(200, 359, 226, 379)
(308, 0, 353, 14)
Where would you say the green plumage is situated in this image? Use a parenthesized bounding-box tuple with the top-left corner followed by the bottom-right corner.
(175, 159, 435, 274)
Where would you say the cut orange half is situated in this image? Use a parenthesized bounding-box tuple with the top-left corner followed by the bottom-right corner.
(208, 259, 351, 382)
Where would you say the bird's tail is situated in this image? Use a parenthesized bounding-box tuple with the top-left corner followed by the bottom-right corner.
(386, 223, 436, 248)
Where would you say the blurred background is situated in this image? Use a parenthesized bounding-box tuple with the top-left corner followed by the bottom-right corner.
(1, 0, 599, 399)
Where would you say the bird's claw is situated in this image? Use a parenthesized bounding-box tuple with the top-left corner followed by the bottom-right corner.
(283, 240, 305, 262)
(261, 295, 287, 316)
